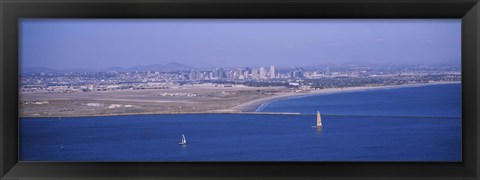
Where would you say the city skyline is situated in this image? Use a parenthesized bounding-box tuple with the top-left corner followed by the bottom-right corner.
(21, 61, 461, 74)
(20, 19, 461, 70)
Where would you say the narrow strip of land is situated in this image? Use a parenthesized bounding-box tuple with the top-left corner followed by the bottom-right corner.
(19, 81, 459, 118)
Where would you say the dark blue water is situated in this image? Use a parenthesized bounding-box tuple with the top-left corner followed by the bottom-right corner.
(19, 83, 461, 161)
(258, 83, 461, 117)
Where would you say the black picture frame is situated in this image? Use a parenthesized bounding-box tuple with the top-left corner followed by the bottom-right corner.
(1, 0, 479, 179)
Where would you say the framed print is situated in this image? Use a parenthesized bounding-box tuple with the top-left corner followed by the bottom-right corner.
(1, 0, 479, 179)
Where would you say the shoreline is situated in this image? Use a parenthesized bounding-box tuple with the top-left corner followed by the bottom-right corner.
(20, 111, 303, 118)
(231, 81, 461, 112)
(20, 81, 460, 118)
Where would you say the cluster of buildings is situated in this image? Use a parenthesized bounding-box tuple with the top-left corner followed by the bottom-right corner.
(188, 66, 278, 81)
(19, 64, 461, 93)
(186, 66, 353, 81)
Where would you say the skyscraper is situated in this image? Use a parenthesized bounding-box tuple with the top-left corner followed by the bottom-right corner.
(270, 66, 275, 79)
(251, 69, 259, 79)
(244, 71, 250, 79)
(214, 68, 225, 80)
(259, 67, 266, 79)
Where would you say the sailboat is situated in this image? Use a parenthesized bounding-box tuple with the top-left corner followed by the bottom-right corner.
(312, 111, 322, 128)
(178, 134, 187, 145)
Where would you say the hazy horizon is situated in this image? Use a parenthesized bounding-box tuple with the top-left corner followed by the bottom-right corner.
(20, 19, 461, 70)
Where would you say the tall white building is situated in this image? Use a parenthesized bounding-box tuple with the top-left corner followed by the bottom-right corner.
(236, 69, 243, 79)
(270, 66, 275, 78)
(251, 69, 259, 79)
(244, 71, 250, 79)
(259, 67, 266, 79)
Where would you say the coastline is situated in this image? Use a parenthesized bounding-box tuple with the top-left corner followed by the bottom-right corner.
(20, 111, 302, 118)
(231, 81, 461, 112)
(20, 81, 460, 118)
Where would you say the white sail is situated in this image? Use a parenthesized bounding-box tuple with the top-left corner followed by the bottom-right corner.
(316, 111, 322, 127)
(179, 134, 187, 145)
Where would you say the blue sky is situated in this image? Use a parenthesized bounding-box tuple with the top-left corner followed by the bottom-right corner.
(20, 19, 461, 70)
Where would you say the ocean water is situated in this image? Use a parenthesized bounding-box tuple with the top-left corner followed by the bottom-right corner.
(19, 83, 461, 161)
(257, 83, 461, 117)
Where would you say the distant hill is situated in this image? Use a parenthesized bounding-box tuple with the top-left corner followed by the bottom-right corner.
(126, 63, 193, 72)
(105, 66, 128, 72)
(21, 67, 57, 74)
(22, 67, 98, 74)
(23, 63, 195, 74)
